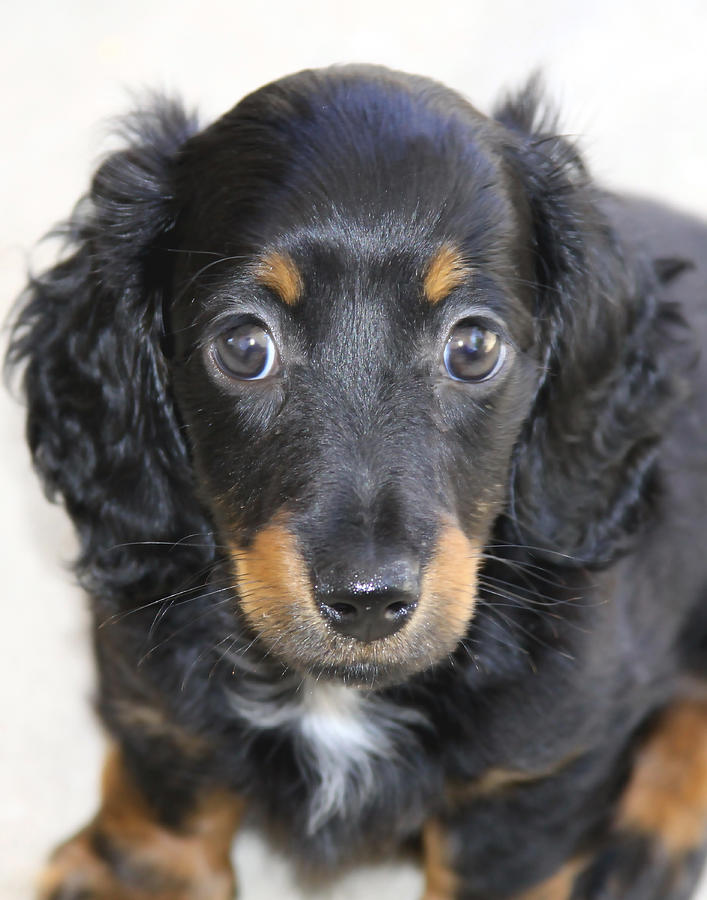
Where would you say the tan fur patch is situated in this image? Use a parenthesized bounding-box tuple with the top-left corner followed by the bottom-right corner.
(422, 819, 459, 900)
(230, 514, 479, 677)
(617, 698, 707, 855)
(233, 514, 317, 644)
(111, 700, 208, 758)
(514, 857, 584, 900)
(38, 748, 244, 900)
(423, 244, 471, 305)
(253, 250, 303, 306)
(444, 768, 551, 808)
(445, 750, 585, 806)
(419, 522, 478, 638)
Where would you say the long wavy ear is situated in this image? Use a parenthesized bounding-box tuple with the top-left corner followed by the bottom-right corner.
(6, 99, 211, 604)
(495, 81, 688, 568)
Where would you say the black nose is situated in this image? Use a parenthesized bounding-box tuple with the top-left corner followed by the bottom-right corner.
(315, 560, 419, 642)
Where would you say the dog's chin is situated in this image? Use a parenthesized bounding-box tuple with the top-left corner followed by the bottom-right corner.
(297, 660, 419, 690)
(279, 643, 446, 689)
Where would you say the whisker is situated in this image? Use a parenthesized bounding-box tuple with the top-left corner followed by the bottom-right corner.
(137, 595, 237, 667)
(165, 248, 239, 258)
(99, 561, 229, 628)
(106, 537, 224, 552)
(171, 254, 250, 306)
(148, 584, 232, 637)
(478, 576, 579, 609)
(181, 631, 245, 691)
(479, 602, 576, 661)
(481, 548, 590, 590)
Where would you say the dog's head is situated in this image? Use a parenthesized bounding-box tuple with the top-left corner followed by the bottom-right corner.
(9, 67, 681, 686)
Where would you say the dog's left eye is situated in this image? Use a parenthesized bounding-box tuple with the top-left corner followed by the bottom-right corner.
(443, 321, 505, 382)
(212, 320, 278, 380)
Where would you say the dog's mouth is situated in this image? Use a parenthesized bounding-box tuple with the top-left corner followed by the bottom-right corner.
(229, 514, 480, 685)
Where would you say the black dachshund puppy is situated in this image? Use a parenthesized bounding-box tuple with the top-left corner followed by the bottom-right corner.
(9, 65, 707, 899)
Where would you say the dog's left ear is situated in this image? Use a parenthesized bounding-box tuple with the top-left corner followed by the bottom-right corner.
(6, 99, 211, 604)
(495, 83, 688, 568)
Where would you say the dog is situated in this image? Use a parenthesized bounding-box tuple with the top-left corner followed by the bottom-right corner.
(8, 64, 707, 899)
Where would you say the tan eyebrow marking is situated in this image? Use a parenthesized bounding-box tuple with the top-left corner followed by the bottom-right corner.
(253, 251, 303, 306)
(423, 244, 472, 305)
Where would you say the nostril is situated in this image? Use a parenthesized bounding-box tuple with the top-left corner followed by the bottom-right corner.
(323, 601, 359, 623)
(384, 599, 416, 621)
(313, 556, 421, 641)
(317, 587, 418, 642)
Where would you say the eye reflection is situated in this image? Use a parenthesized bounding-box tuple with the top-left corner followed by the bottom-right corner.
(213, 320, 278, 380)
(443, 322, 504, 382)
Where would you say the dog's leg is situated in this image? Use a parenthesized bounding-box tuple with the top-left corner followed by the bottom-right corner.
(37, 747, 244, 900)
(568, 697, 707, 900)
(512, 860, 586, 900)
(512, 698, 707, 899)
(423, 699, 707, 899)
(421, 819, 459, 900)
(421, 816, 585, 900)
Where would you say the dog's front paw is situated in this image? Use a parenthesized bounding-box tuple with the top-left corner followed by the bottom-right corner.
(570, 832, 704, 900)
(37, 824, 236, 900)
(571, 699, 707, 900)
(38, 828, 113, 900)
(37, 748, 243, 900)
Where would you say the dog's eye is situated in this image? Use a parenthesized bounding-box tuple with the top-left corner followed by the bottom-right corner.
(443, 321, 505, 382)
(213, 320, 278, 380)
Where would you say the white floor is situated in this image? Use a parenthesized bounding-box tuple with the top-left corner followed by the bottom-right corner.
(2, 1, 707, 897)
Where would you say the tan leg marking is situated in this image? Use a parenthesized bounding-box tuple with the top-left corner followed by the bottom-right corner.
(444, 749, 585, 807)
(110, 700, 208, 758)
(513, 857, 584, 900)
(617, 698, 707, 855)
(421, 819, 459, 900)
(38, 748, 244, 899)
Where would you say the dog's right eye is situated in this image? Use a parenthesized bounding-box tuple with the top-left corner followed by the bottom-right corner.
(443, 320, 505, 383)
(212, 320, 279, 380)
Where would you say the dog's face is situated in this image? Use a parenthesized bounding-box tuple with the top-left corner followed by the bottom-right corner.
(166, 71, 540, 685)
(13, 66, 675, 695)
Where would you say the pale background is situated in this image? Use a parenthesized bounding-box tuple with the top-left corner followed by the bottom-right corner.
(2, 1, 706, 897)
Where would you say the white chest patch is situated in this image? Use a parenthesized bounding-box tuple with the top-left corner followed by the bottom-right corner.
(296, 681, 391, 831)
(230, 675, 426, 833)
(298, 681, 383, 757)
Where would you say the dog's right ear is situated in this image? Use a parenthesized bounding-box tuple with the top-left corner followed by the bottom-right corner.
(6, 99, 212, 604)
(494, 80, 688, 569)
